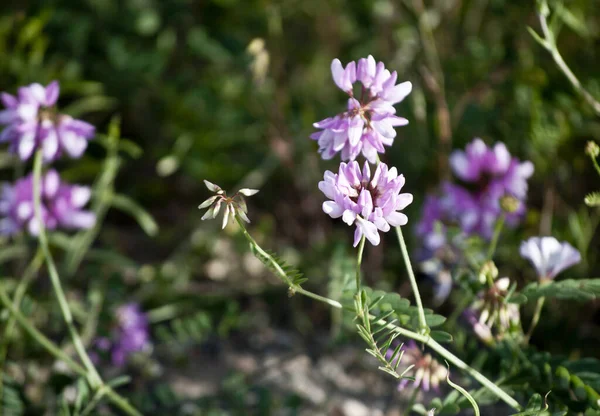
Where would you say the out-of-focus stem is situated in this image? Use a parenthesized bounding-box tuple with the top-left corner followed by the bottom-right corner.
(487, 214, 505, 261)
(32, 150, 102, 388)
(525, 296, 546, 343)
(536, 7, 600, 115)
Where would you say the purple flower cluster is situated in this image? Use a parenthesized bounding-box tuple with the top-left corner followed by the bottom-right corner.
(0, 170, 95, 235)
(0, 81, 96, 236)
(311, 56, 411, 163)
(0, 81, 95, 162)
(319, 160, 413, 246)
(416, 138, 534, 246)
(111, 303, 151, 366)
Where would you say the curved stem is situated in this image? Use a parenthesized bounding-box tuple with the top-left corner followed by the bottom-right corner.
(355, 235, 366, 293)
(536, 8, 600, 116)
(395, 226, 428, 334)
(0, 247, 44, 403)
(32, 150, 102, 388)
(525, 297, 546, 343)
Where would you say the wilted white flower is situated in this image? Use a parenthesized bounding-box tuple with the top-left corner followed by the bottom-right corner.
(199, 180, 258, 229)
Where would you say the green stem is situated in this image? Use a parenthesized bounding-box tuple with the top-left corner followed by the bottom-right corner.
(355, 235, 366, 293)
(234, 215, 342, 309)
(0, 284, 142, 416)
(537, 9, 600, 116)
(525, 297, 546, 343)
(395, 226, 428, 334)
(590, 155, 600, 178)
(64, 134, 120, 276)
(236, 218, 521, 410)
(0, 248, 44, 405)
(487, 214, 505, 261)
(32, 150, 101, 388)
(425, 339, 520, 410)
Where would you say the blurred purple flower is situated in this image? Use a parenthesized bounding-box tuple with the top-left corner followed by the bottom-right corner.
(311, 56, 411, 162)
(0, 81, 95, 161)
(444, 138, 533, 238)
(111, 303, 151, 367)
(387, 341, 447, 392)
(520, 236, 581, 280)
(319, 160, 413, 246)
(0, 170, 95, 235)
(415, 194, 450, 252)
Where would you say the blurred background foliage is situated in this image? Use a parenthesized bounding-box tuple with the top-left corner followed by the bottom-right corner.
(1, 0, 600, 414)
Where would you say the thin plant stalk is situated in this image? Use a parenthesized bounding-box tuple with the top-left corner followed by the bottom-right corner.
(0, 284, 142, 416)
(234, 215, 342, 309)
(525, 297, 546, 343)
(355, 235, 366, 293)
(395, 226, 428, 334)
(32, 150, 102, 388)
(235, 217, 521, 411)
(64, 123, 121, 276)
(533, 2, 600, 115)
(487, 214, 505, 261)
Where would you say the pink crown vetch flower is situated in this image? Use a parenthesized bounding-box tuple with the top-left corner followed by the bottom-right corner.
(319, 161, 413, 246)
(311, 56, 412, 163)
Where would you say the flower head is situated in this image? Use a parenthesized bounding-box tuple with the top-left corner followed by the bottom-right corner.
(111, 303, 151, 367)
(0, 81, 95, 161)
(319, 161, 413, 246)
(311, 56, 411, 162)
(520, 236, 581, 280)
(444, 138, 533, 238)
(387, 341, 447, 392)
(0, 170, 95, 235)
(468, 277, 521, 343)
(199, 180, 258, 228)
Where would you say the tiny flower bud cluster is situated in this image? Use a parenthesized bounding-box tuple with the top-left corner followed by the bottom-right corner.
(466, 277, 521, 344)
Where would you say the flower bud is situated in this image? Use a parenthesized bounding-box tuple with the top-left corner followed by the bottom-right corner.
(500, 195, 520, 213)
(585, 141, 600, 158)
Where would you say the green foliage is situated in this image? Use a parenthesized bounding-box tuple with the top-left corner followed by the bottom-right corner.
(349, 287, 448, 334)
(516, 279, 600, 302)
(1, 374, 24, 416)
(155, 311, 212, 346)
(354, 289, 414, 380)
